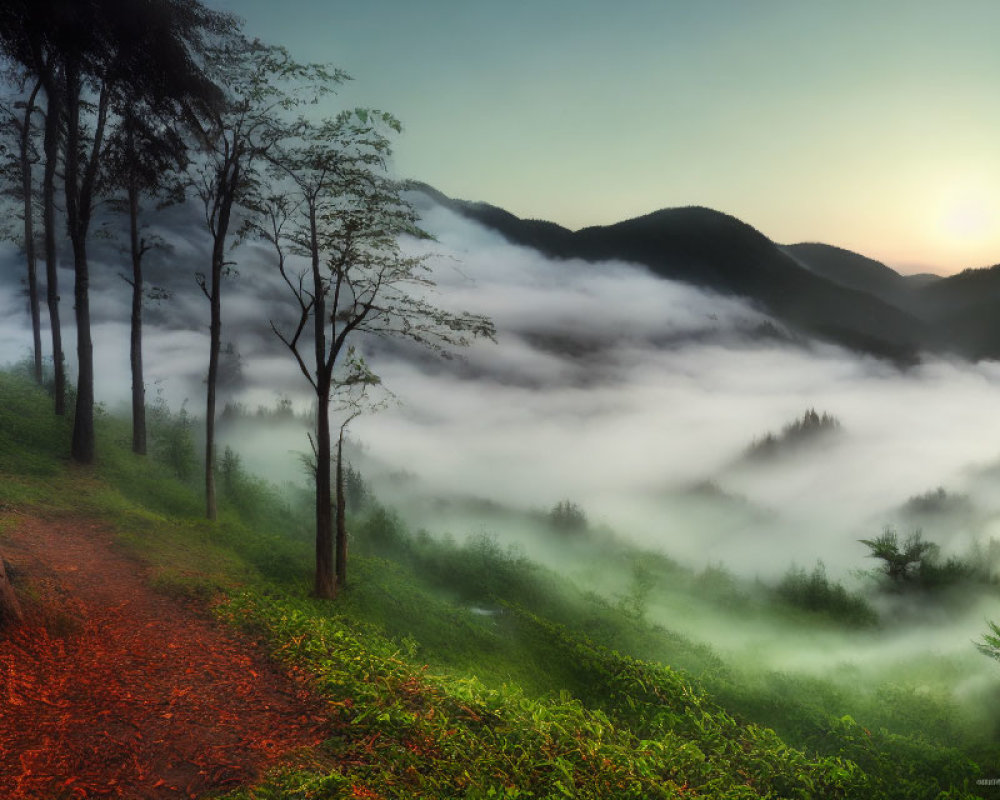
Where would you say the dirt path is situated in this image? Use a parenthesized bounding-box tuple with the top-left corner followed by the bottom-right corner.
(0, 514, 330, 799)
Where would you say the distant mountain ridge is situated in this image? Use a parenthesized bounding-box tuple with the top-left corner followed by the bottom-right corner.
(412, 183, 1000, 363)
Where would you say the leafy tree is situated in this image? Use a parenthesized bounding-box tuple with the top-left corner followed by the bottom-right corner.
(549, 499, 588, 533)
(333, 359, 387, 590)
(776, 561, 877, 626)
(101, 113, 183, 455)
(255, 111, 494, 598)
(0, 0, 234, 462)
(190, 38, 342, 521)
(0, 72, 43, 383)
(859, 527, 938, 585)
(101, 27, 225, 457)
(0, 0, 69, 414)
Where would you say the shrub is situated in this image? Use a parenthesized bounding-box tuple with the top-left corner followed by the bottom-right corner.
(148, 399, 197, 481)
(776, 562, 877, 626)
(549, 499, 587, 533)
(859, 527, 936, 586)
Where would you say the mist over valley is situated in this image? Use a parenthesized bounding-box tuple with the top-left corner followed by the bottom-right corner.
(9, 3, 1000, 796)
(7, 187, 1000, 682)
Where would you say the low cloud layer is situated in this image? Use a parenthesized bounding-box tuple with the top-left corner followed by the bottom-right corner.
(5, 196, 1000, 587)
(7, 194, 1000, 699)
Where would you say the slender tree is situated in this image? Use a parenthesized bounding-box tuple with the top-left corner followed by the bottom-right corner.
(102, 111, 189, 455)
(40, 67, 65, 414)
(333, 368, 389, 589)
(63, 58, 110, 463)
(0, 74, 43, 382)
(1, 0, 234, 461)
(105, 1, 232, 456)
(192, 39, 343, 520)
(0, 1, 68, 413)
(256, 111, 495, 598)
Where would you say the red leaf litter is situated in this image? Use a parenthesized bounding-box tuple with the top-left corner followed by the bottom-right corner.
(0, 515, 331, 799)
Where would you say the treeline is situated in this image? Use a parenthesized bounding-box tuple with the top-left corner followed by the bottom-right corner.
(745, 408, 841, 460)
(0, 1, 493, 599)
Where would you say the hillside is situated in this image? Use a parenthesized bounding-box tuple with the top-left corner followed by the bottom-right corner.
(0, 366, 994, 798)
(414, 184, 930, 363)
(782, 242, 910, 304)
(416, 184, 1000, 363)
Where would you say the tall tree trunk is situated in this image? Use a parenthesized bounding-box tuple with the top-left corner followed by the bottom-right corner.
(204, 219, 226, 521)
(128, 170, 146, 455)
(19, 79, 42, 384)
(205, 256, 220, 520)
(311, 205, 335, 597)
(70, 233, 94, 463)
(335, 425, 347, 589)
(204, 153, 239, 521)
(314, 389, 336, 598)
(65, 69, 106, 465)
(41, 81, 64, 414)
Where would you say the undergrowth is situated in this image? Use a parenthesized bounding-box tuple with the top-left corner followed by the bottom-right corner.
(0, 366, 991, 799)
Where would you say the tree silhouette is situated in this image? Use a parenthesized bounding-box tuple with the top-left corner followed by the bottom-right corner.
(0, 73, 43, 383)
(0, 0, 234, 462)
(0, 0, 69, 413)
(549, 500, 588, 533)
(190, 38, 342, 520)
(859, 527, 937, 584)
(255, 111, 494, 598)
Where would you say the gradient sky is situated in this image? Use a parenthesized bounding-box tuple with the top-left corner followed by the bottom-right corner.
(207, 0, 1000, 274)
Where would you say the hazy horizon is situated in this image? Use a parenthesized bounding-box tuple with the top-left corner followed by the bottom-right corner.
(206, 0, 1000, 276)
(6, 191, 1000, 584)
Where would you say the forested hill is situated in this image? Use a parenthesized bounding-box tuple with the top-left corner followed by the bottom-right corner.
(413, 182, 1000, 364)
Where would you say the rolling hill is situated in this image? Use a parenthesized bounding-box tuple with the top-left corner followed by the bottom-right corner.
(414, 183, 1000, 363)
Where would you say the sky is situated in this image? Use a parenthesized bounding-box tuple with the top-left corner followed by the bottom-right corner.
(205, 0, 1000, 275)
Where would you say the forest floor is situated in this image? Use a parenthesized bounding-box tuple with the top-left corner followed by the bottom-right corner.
(0, 512, 331, 799)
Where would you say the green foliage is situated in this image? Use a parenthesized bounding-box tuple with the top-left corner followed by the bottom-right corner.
(0, 365, 69, 477)
(217, 591, 868, 799)
(360, 519, 549, 611)
(344, 463, 370, 513)
(746, 408, 840, 460)
(148, 397, 197, 481)
(616, 560, 655, 623)
(549, 499, 588, 533)
(217, 445, 302, 537)
(0, 366, 990, 800)
(975, 621, 1000, 663)
(775, 562, 877, 627)
(860, 527, 937, 585)
(693, 563, 749, 611)
(860, 528, 994, 596)
(901, 487, 973, 518)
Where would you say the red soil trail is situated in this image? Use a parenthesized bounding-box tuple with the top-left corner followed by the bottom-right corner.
(0, 514, 331, 799)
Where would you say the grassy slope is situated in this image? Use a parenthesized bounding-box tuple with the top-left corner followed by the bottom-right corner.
(0, 367, 989, 799)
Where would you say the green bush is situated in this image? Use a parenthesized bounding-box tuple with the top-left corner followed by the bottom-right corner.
(148, 398, 197, 481)
(775, 562, 877, 627)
